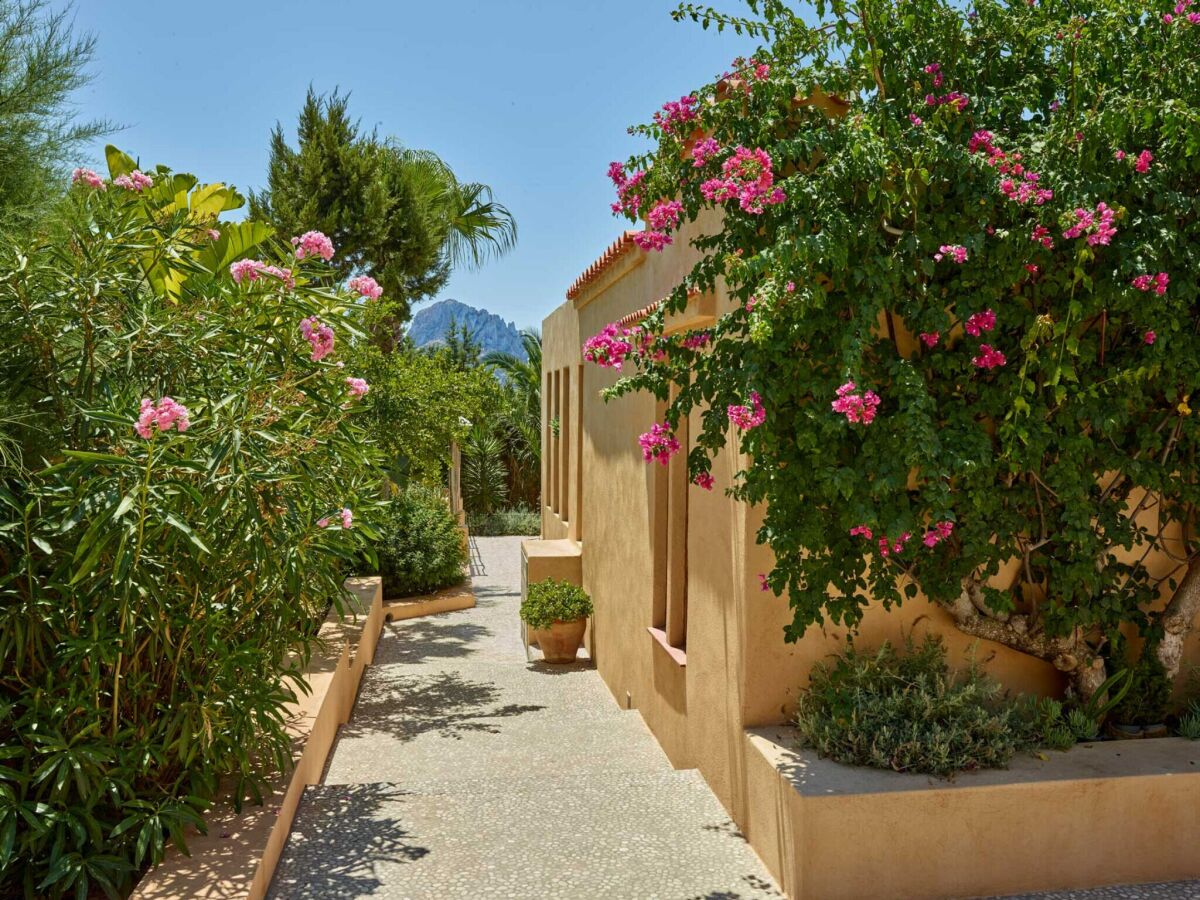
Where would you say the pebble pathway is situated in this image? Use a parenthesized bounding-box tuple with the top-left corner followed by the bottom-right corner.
(269, 535, 783, 899)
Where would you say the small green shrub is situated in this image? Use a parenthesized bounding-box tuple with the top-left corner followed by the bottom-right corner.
(1110, 652, 1172, 727)
(373, 487, 467, 598)
(795, 635, 1062, 777)
(1177, 702, 1200, 740)
(520, 579, 592, 630)
(467, 506, 540, 536)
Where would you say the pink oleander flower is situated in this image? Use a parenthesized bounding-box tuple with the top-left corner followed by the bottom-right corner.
(653, 95, 699, 134)
(260, 265, 295, 290)
(923, 62, 944, 87)
(71, 167, 106, 190)
(341, 508, 353, 529)
(345, 377, 369, 398)
(1031, 224, 1054, 248)
(291, 230, 335, 261)
(207, 228, 220, 241)
(1164, 13, 1174, 23)
(317, 517, 331, 529)
(964, 309, 996, 337)
(758, 573, 771, 592)
(583, 323, 634, 370)
(1115, 150, 1127, 162)
(300, 316, 335, 362)
(922, 520, 955, 548)
(920, 332, 940, 348)
(639, 422, 681, 465)
(1135, 150, 1154, 173)
(934, 244, 968, 264)
(135, 396, 190, 439)
(681, 331, 711, 350)
(113, 170, 153, 192)
(785, 281, 796, 293)
(909, 113, 923, 127)
(831, 382, 881, 426)
(973, 344, 1007, 369)
(693, 471, 715, 491)
(692, 138, 721, 167)
(1131, 272, 1169, 295)
(348, 275, 383, 299)
(849, 525, 874, 540)
(728, 391, 766, 431)
(230, 259, 262, 284)
(1062, 202, 1117, 246)
(1144, 330, 1157, 345)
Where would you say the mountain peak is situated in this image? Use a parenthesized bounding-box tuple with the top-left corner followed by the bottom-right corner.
(407, 299, 527, 360)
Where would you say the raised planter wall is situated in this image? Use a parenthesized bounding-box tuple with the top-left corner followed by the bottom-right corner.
(745, 725, 1200, 900)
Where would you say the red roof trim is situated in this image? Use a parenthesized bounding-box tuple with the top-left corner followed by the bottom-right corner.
(565, 231, 639, 300)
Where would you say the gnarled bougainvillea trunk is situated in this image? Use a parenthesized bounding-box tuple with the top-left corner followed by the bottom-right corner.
(589, 0, 1200, 699)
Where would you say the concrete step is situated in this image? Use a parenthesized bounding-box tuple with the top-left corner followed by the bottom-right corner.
(269, 771, 784, 900)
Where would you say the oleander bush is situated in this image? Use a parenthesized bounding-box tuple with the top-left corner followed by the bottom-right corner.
(595, 0, 1200, 703)
(373, 486, 468, 598)
(467, 506, 541, 536)
(0, 147, 382, 897)
(796, 636, 1073, 776)
(520, 579, 593, 630)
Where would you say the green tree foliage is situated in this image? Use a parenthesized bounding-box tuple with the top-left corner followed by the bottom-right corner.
(0, 151, 381, 897)
(601, 0, 1200, 698)
(441, 316, 484, 370)
(0, 0, 112, 232)
(348, 342, 498, 488)
(250, 89, 516, 339)
(486, 329, 542, 508)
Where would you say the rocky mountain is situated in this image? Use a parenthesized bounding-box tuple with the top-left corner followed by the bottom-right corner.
(407, 299, 526, 360)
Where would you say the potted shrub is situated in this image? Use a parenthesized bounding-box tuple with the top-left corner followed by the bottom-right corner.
(521, 578, 593, 663)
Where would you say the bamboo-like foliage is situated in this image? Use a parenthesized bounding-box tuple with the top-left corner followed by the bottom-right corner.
(0, 152, 382, 897)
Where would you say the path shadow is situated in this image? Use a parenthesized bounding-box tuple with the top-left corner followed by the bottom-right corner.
(686, 874, 785, 899)
(378, 618, 491, 666)
(468, 536, 485, 577)
(268, 783, 428, 898)
(342, 670, 544, 742)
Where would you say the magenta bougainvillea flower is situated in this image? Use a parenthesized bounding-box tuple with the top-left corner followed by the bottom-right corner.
(692, 471, 715, 491)
(934, 244, 968, 263)
(1131, 272, 1169, 295)
(639, 422, 681, 465)
(728, 391, 766, 430)
(964, 309, 996, 337)
(972, 344, 1007, 369)
(831, 382, 880, 425)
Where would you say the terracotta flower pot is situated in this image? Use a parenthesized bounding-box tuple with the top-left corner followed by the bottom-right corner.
(534, 618, 586, 664)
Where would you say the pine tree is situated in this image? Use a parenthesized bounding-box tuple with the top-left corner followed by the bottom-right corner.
(0, 1, 112, 232)
(250, 89, 516, 342)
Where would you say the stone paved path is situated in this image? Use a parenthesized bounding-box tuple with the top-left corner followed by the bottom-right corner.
(997, 885, 1200, 899)
(269, 536, 783, 899)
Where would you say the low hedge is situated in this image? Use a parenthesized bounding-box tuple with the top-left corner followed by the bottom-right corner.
(372, 486, 467, 598)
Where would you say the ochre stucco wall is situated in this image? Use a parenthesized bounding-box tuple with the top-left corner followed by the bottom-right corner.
(536, 220, 1200, 841)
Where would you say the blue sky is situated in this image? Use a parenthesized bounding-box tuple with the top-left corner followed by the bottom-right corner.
(61, 1, 757, 330)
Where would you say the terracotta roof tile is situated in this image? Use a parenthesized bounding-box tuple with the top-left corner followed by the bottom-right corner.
(566, 231, 638, 300)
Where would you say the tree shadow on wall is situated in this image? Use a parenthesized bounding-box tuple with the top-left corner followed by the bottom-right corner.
(267, 783, 428, 899)
(340, 670, 544, 743)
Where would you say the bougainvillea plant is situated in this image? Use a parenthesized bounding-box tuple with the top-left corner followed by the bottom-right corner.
(592, 0, 1200, 698)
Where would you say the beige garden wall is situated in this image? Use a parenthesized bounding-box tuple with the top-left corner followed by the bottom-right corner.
(538, 216, 1200, 838)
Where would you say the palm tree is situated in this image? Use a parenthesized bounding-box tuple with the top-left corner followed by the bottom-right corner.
(485, 329, 541, 508)
(396, 146, 518, 272)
